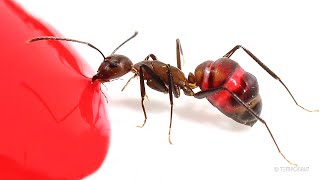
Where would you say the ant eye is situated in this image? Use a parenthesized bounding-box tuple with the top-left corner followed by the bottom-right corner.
(109, 61, 119, 67)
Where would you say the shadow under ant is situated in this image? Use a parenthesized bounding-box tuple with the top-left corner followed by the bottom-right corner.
(111, 95, 249, 132)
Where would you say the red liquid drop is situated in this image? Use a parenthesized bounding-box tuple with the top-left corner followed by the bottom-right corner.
(0, 1, 110, 179)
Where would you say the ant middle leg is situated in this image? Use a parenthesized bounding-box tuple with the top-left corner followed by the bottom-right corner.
(223, 45, 319, 112)
(137, 64, 178, 144)
(166, 64, 176, 144)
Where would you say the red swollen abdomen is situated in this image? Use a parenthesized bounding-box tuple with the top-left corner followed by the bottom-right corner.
(197, 58, 262, 126)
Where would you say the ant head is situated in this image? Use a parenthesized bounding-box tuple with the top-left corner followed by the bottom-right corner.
(91, 31, 138, 83)
(92, 54, 133, 82)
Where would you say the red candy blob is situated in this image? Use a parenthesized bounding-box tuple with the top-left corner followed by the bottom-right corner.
(0, 1, 110, 179)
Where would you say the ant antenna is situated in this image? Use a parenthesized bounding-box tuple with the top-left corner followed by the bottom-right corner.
(28, 31, 138, 60)
(111, 31, 138, 55)
(28, 36, 106, 59)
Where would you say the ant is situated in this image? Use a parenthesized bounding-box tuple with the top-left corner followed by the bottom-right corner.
(28, 32, 318, 166)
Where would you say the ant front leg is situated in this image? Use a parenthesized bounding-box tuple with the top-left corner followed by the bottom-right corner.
(194, 87, 297, 166)
(137, 64, 167, 128)
(224, 45, 319, 112)
(121, 73, 137, 91)
(100, 83, 108, 102)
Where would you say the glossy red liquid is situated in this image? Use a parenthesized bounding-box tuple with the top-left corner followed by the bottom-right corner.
(0, 1, 110, 179)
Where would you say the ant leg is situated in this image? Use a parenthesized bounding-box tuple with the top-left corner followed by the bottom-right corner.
(137, 66, 148, 128)
(166, 64, 175, 144)
(176, 39, 197, 87)
(145, 38, 185, 70)
(121, 73, 137, 91)
(144, 54, 158, 61)
(176, 39, 184, 70)
(137, 64, 168, 128)
(223, 45, 319, 112)
(194, 87, 297, 166)
(100, 83, 108, 102)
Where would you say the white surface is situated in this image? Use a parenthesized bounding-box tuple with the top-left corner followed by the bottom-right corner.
(17, 1, 320, 179)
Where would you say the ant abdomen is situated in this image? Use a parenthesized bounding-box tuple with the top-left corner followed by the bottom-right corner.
(194, 57, 262, 126)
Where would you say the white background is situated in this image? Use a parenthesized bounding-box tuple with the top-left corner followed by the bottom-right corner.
(16, 1, 320, 179)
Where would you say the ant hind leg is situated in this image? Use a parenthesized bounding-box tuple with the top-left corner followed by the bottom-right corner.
(224, 45, 319, 112)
